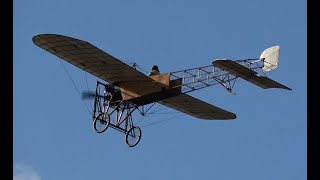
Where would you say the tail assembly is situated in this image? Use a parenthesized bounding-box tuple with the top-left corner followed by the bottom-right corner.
(212, 45, 292, 91)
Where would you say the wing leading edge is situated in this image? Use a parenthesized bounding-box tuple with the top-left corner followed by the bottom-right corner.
(159, 94, 236, 120)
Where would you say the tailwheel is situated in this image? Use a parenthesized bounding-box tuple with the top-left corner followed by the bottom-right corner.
(125, 126, 142, 147)
(93, 113, 110, 133)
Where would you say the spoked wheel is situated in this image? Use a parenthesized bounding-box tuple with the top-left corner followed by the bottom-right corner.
(125, 126, 142, 147)
(93, 113, 110, 133)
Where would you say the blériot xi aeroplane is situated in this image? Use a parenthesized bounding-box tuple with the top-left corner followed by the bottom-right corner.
(33, 34, 291, 147)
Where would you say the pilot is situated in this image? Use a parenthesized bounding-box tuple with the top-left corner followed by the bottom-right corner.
(148, 65, 160, 76)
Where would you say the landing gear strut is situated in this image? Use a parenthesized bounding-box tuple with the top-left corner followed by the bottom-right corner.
(92, 81, 142, 147)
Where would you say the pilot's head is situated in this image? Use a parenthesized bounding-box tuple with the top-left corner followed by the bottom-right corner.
(151, 65, 159, 71)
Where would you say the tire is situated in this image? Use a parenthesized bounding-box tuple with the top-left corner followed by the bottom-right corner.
(93, 113, 110, 133)
(125, 126, 142, 147)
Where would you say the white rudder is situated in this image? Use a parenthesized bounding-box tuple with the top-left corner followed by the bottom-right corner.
(260, 46, 280, 72)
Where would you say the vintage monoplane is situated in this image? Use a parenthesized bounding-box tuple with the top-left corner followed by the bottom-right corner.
(33, 34, 291, 147)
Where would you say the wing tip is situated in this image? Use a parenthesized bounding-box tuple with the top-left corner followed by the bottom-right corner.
(283, 85, 292, 91)
(226, 113, 237, 120)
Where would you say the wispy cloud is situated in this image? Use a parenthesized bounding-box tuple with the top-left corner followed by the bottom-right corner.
(13, 164, 41, 180)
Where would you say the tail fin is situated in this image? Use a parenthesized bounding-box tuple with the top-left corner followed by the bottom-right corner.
(260, 46, 280, 72)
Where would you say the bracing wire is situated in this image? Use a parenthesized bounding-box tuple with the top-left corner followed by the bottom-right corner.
(122, 59, 149, 75)
(143, 105, 178, 115)
(84, 72, 90, 92)
(136, 105, 180, 126)
(135, 103, 160, 125)
(58, 59, 92, 116)
(135, 64, 149, 74)
(84, 72, 93, 113)
(141, 113, 185, 128)
(135, 115, 148, 125)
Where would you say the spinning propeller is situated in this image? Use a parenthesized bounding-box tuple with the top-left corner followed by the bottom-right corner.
(81, 91, 111, 100)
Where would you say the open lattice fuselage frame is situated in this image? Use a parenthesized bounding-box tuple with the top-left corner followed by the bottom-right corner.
(169, 59, 263, 94)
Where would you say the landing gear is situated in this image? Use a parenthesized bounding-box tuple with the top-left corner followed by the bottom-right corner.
(93, 113, 110, 133)
(92, 81, 142, 147)
(125, 126, 142, 147)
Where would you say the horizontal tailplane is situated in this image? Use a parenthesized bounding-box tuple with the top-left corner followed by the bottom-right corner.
(212, 60, 292, 90)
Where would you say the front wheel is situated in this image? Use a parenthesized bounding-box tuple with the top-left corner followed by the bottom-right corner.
(125, 126, 142, 147)
(93, 113, 110, 133)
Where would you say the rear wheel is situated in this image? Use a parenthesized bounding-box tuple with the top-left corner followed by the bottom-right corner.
(125, 126, 142, 147)
(93, 113, 110, 133)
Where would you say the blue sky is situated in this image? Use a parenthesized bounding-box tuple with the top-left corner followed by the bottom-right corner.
(14, 0, 306, 179)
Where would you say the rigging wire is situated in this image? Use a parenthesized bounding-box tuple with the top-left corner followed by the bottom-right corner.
(147, 111, 181, 115)
(122, 60, 149, 75)
(84, 72, 94, 112)
(135, 104, 162, 125)
(141, 113, 185, 128)
(143, 105, 178, 115)
(84, 72, 91, 92)
(58, 59, 92, 116)
(135, 64, 149, 74)
(135, 104, 180, 126)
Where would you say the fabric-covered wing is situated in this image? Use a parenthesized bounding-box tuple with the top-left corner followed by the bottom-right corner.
(213, 60, 292, 90)
(159, 94, 236, 120)
(32, 34, 151, 84)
